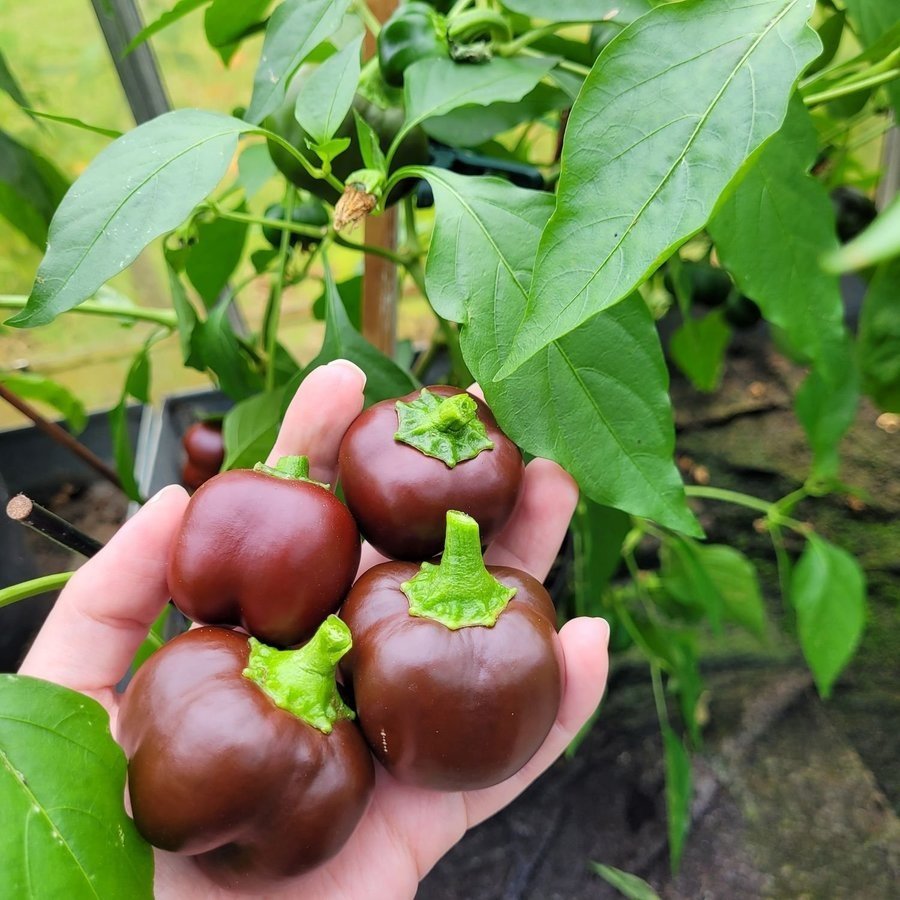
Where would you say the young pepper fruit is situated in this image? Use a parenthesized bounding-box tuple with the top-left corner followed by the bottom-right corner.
(180, 419, 224, 491)
(168, 455, 360, 647)
(377, 2, 449, 86)
(338, 385, 524, 561)
(340, 510, 564, 791)
(118, 617, 374, 890)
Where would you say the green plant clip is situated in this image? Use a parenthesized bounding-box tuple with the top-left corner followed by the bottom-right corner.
(242, 615, 355, 734)
(401, 510, 516, 629)
(394, 388, 494, 467)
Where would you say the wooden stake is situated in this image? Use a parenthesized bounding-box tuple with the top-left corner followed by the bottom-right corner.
(7, 494, 104, 558)
(362, 0, 400, 357)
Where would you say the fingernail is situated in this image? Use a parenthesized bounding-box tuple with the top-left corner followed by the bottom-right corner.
(327, 358, 367, 387)
(147, 484, 182, 505)
(596, 618, 611, 648)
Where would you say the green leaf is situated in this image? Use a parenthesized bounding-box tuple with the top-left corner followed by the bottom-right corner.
(858, 259, 900, 412)
(222, 388, 285, 470)
(185, 206, 248, 306)
(591, 863, 661, 900)
(806, 9, 846, 76)
(354, 112, 386, 173)
(402, 56, 558, 142)
(236, 143, 277, 199)
(497, 0, 821, 378)
(420, 168, 700, 535)
(791, 534, 866, 698)
(194, 300, 265, 401)
(166, 267, 203, 370)
(0, 372, 87, 434)
(571, 499, 631, 617)
(501, 0, 652, 23)
(0, 48, 32, 109)
(19, 110, 121, 139)
(822, 195, 900, 274)
(710, 100, 847, 367)
(0, 676, 154, 898)
(124, 0, 210, 55)
(6, 111, 252, 328)
(110, 344, 152, 503)
(312, 275, 362, 329)
(300, 261, 417, 407)
(660, 535, 724, 628)
(205, 0, 270, 49)
(669, 309, 731, 393)
(0, 129, 69, 248)
(294, 35, 363, 145)
(423, 83, 569, 148)
(696, 545, 767, 638)
(794, 335, 859, 482)
(662, 725, 692, 872)
(245, 0, 352, 124)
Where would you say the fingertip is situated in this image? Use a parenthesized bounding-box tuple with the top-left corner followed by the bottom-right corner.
(559, 615, 610, 652)
(327, 358, 367, 388)
(524, 457, 579, 511)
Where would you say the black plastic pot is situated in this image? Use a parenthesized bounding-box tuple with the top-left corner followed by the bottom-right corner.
(0, 406, 142, 671)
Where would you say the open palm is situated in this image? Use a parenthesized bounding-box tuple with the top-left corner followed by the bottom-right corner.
(21, 360, 609, 899)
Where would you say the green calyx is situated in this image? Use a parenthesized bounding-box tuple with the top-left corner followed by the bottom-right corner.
(242, 615, 355, 734)
(401, 510, 516, 630)
(394, 388, 494, 468)
(253, 455, 330, 489)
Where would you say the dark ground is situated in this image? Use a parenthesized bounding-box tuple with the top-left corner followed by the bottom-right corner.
(420, 333, 899, 899)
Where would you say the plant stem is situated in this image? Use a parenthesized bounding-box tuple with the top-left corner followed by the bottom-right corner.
(804, 68, 900, 106)
(211, 205, 326, 240)
(353, 0, 382, 36)
(259, 132, 345, 193)
(685, 485, 811, 534)
(519, 47, 590, 77)
(0, 572, 75, 609)
(333, 233, 410, 266)
(0, 295, 176, 329)
(499, 22, 573, 56)
(264, 189, 295, 392)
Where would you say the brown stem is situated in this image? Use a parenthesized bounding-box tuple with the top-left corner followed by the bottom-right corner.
(7, 494, 104, 558)
(0, 383, 123, 491)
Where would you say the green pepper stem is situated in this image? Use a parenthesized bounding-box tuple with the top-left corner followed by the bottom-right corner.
(252, 455, 331, 488)
(401, 511, 516, 629)
(242, 615, 354, 734)
(394, 388, 493, 467)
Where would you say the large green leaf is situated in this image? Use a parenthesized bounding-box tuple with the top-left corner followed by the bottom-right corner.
(294, 35, 363, 146)
(420, 168, 700, 535)
(6, 111, 251, 328)
(194, 300, 265, 401)
(0, 129, 69, 248)
(245, 0, 351, 124)
(184, 205, 248, 306)
(205, 0, 270, 63)
(710, 100, 846, 366)
(0, 676, 154, 898)
(857, 259, 900, 412)
(791, 534, 867, 698)
(496, 0, 820, 378)
(299, 261, 417, 407)
(0, 372, 87, 434)
(400, 56, 558, 149)
(501, 0, 653, 22)
(660, 536, 724, 627)
(236, 143, 277, 199)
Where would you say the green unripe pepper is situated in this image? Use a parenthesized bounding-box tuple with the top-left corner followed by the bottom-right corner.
(262, 200, 329, 251)
(378, 2, 449, 87)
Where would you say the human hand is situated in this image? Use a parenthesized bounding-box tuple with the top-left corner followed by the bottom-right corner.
(20, 360, 610, 899)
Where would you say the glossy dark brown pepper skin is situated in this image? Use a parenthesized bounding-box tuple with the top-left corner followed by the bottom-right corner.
(339, 564, 564, 791)
(338, 386, 524, 560)
(118, 628, 374, 890)
(168, 469, 360, 646)
(180, 421, 224, 491)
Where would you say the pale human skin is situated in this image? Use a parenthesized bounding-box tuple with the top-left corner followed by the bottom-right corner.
(21, 359, 610, 899)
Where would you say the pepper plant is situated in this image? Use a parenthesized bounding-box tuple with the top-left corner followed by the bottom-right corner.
(1, 0, 898, 894)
